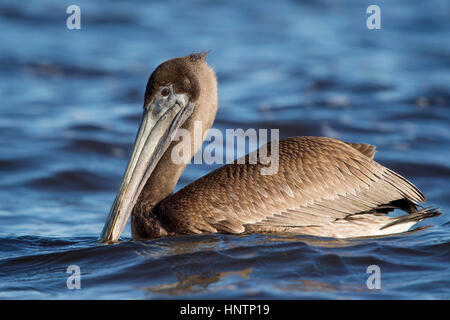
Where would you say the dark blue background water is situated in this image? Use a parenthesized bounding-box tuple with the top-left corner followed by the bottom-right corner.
(0, 0, 449, 299)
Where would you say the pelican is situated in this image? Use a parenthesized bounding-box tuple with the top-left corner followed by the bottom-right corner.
(100, 53, 441, 243)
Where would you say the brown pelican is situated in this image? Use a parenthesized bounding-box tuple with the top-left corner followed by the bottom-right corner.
(99, 53, 441, 243)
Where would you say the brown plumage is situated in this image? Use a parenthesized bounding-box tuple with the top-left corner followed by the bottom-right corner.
(100, 53, 441, 243)
(133, 136, 439, 239)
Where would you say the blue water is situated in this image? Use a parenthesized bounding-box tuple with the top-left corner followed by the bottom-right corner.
(0, 0, 449, 299)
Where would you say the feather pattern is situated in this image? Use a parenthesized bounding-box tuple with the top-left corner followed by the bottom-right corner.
(154, 137, 435, 238)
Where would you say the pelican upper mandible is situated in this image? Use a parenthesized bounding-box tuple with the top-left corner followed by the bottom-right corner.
(99, 53, 441, 243)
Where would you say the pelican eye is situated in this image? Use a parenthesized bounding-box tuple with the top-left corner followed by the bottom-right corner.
(161, 87, 170, 97)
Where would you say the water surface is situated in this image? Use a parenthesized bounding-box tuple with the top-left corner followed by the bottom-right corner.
(0, 0, 449, 299)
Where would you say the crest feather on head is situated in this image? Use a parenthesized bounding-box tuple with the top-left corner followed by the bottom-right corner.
(189, 51, 210, 62)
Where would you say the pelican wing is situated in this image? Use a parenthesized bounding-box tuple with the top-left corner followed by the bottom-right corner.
(157, 137, 425, 235)
(346, 142, 376, 159)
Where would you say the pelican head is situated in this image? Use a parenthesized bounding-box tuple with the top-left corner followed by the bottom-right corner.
(100, 53, 217, 243)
